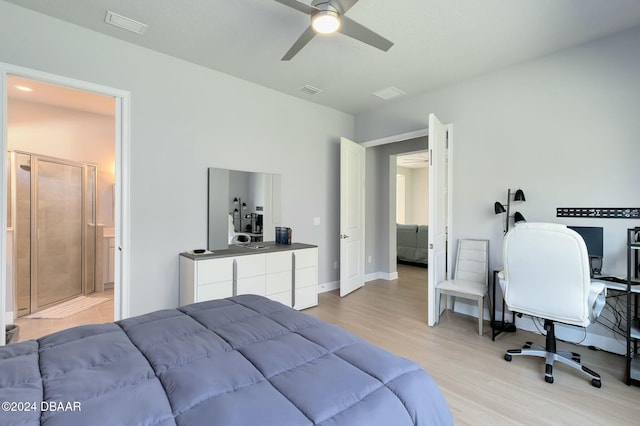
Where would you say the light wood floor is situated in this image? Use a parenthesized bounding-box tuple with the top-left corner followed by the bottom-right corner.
(306, 264, 640, 425)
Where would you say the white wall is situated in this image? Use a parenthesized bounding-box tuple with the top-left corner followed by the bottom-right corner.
(355, 25, 640, 352)
(396, 172, 406, 224)
(411, 167, 428, 225)
(0, 2, 354, 316)
(397, 166, 428, 225)
(357, 25, 640, 276)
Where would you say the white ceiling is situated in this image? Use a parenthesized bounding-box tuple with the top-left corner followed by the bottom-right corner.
(397, 152, 428, 169)
(6, 0, 640, 115)
(7, 75, 116, 116)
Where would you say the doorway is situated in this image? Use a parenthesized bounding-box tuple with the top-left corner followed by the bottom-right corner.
(361, 135, 429, 280)
(359, 122, 452, 326)
(1, 66, 130, 344)
(395, 151, 429, 268)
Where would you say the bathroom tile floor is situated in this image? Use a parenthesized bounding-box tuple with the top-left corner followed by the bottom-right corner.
(12, 289, 114, 343)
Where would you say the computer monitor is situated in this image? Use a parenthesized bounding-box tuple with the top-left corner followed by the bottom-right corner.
(567, 226, 603, 275)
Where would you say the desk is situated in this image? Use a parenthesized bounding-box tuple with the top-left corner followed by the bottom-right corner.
(596, 276, 640, 386)
(489, 271, 640, 342)
(491, 268, 516, 341)
(593, 275, 639, 291)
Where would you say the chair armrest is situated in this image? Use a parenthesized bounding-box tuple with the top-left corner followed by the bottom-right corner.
(588, 281, 607, 323)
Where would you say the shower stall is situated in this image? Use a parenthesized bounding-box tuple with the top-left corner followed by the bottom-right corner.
(9, 151, 97, 317)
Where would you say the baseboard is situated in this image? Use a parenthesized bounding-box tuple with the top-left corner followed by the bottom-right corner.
(318, 271, 399, 294)
(318, 281, 339, 293)
(511, 315, 626, 356)
(365, 271, 398, 282)
(446, 301, 492, 323)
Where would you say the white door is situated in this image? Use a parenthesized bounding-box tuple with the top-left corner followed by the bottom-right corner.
(340, 137, 365, 297)
(427, 113, 448, 326)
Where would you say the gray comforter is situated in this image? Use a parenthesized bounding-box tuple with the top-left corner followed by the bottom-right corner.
(0, 295, 452, 425)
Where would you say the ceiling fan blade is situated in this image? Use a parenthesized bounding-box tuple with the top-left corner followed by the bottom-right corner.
(273, 0, 318, 15)
(282, 26, 317, 61)
(339, 16, 393, 52)
(333, 0, 360, 14)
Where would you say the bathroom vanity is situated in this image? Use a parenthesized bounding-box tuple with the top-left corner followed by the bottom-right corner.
(179, 243, 318, 310)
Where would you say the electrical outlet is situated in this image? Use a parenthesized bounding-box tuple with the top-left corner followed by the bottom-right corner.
(368, 256, 372, 263)
(313, 217, 320, 226)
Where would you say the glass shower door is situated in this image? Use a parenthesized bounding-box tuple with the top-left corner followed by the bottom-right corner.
(84, 165, 97, 295)
(35, 159, 83, 309)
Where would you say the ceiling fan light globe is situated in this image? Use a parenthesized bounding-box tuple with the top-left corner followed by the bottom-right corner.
(312, 11, 341, 34)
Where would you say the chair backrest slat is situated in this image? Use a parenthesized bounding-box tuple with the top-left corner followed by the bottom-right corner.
(454, 239, 489, 286)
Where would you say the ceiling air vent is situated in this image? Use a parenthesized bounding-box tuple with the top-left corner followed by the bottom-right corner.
(373, 86, 406, 100)
(299, 84, 323, 96)
(104, 11, 148, 35)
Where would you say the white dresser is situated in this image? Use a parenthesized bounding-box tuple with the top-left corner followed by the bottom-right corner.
(179, 243, 318, 310)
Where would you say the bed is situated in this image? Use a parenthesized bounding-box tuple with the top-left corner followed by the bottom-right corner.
(0, 294, 452, 425)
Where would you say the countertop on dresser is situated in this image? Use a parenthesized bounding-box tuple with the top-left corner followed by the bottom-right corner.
(180, 242, 317, 260)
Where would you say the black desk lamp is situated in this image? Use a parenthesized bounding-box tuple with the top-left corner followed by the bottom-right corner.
(494, 188, 526, 234)
(492, 189, 525, 336)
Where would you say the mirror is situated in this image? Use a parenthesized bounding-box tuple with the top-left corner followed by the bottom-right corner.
(208, 167, 282, 251)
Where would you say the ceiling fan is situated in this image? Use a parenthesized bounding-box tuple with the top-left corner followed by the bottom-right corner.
(274, 0, 393, 61)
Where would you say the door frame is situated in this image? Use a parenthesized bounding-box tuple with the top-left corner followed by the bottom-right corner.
(0, 63, 131, 344)
(361, 126, 453, 324)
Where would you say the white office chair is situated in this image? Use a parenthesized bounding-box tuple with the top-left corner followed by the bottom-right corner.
(228, 214, 251, 244)
(435, 239, 489, 335)
(498, 222, 606, 387)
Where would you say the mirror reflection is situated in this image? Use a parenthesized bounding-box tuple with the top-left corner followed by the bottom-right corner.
(208, 168, 281, 251)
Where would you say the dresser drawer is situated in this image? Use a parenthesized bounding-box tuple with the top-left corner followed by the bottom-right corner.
(295, 266, 317, 289)
(266, 270, 292, 295)
(197, 281, 233, 301)
(236, 275, 266, 296)
(294, 248, 317, 269)
(293, 285, 317, 310)
(269, 291, 292, 307)
(197, 258, 233, 285)
(266, 251, 293, 274)
(236, 254, 266, 279)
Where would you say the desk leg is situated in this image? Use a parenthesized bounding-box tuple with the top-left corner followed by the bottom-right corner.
(492, 270, 497, 341)
(491, 269, 516, 341)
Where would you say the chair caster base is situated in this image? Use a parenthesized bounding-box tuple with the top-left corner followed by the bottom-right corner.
(503, 346, 601, 388)
(545, 364, 553, 383)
